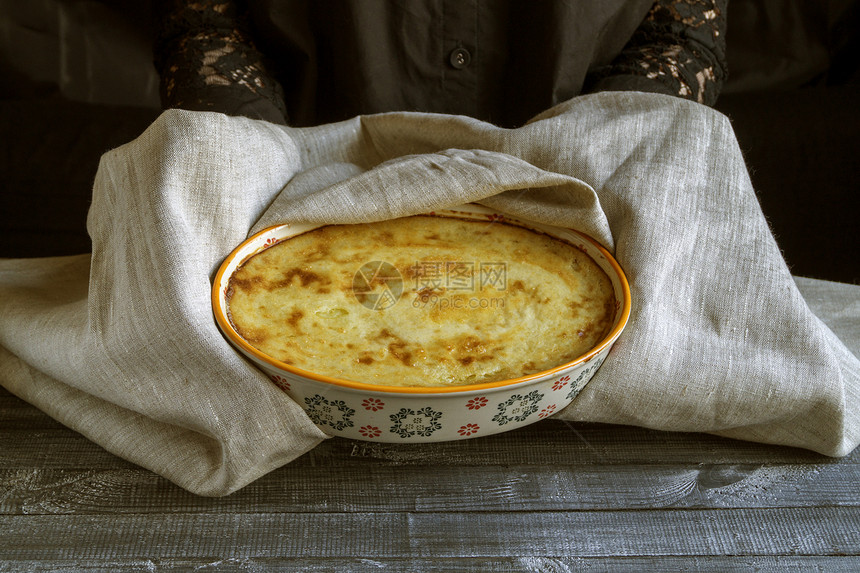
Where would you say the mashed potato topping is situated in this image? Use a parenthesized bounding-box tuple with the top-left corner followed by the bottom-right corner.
(226, 215, 615, 387)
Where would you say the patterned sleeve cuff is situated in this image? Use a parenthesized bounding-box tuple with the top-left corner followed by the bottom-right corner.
(585, 0, 728, 106)
(153, 0, 288, 124)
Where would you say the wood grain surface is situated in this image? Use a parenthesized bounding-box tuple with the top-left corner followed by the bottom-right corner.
(2, 385, 859, 571)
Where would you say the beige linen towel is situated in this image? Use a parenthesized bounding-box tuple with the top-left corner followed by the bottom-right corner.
(1, 92, 858, 496)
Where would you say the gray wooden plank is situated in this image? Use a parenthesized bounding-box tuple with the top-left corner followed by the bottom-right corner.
(2, 556, 860, 573)
(0, 430, 137, 470)
(1, 457, 858, 516)
(795, 277, 860, 358)
(334, 422, 831, 467)
(404, 508, 860, 559)
(1, 508, 859, 560)
(0, 420, 831, 471)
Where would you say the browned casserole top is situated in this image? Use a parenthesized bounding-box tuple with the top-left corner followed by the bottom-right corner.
(227, 216, 615, 387)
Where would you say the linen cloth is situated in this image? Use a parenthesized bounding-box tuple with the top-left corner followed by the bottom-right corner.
(1, 92, 858, 496)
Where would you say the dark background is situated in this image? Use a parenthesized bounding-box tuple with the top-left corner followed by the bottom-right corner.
(1, 0, 857, 284)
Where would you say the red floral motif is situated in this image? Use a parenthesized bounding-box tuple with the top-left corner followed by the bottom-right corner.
(466, 396, 489, 410)
(264, 237, 279, 247)
(270, 375, 291, 393)
(359, 426, 381, 438)
(552, 375, 571, 391)
(458, 423, 480, 436)
(485, 213, 505, 222)
(362, 398, 385, 411)
(539, 404, 557, 419)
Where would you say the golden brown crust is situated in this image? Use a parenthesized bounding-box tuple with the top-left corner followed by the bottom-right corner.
(227, 216, 615, 387)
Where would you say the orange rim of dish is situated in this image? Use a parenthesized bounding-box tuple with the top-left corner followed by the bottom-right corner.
(212, 213, 632, 395)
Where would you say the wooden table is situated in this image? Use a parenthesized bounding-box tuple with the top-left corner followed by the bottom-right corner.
(2, 277, 859, 571)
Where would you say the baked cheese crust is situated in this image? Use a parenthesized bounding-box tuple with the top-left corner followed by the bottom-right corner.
(227, 215, 615, 387)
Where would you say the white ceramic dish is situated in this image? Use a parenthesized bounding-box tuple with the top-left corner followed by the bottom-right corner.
(212, 204, 631, 442)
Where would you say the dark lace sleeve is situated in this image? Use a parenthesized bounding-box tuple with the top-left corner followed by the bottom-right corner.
(152, 0, 288, 124)
(588, 0, 728, 106)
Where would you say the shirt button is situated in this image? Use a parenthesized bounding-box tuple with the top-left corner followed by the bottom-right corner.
(449, 47, 471, 69)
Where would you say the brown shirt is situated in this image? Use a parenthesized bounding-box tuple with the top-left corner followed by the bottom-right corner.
(154, 0, 728, 127)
